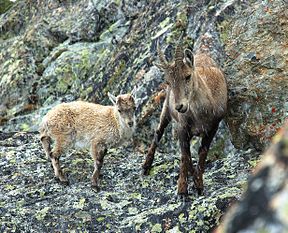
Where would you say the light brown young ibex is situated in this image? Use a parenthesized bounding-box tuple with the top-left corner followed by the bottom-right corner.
(143, 40, 227, 196)
(39, 92, 136, 189)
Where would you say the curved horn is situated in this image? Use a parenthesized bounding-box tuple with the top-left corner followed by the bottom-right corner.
(157, 40, 168, 67)
(175, 32, 184, 65)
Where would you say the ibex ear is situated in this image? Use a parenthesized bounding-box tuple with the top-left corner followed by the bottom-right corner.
(153, 62, 166, 71)
(108, 92, 116, 105)
(184, 49, 194, 68)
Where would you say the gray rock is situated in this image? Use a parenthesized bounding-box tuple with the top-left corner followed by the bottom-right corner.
(217, 121, 288, 233)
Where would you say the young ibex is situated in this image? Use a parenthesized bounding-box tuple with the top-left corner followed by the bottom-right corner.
(143, 41, 227, 196)
(39, 92, 136, 189)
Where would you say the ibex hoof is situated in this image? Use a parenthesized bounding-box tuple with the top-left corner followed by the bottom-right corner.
(56, 177, 69, 186)
(196, 188, 203, 196)
(177, 192, 190, 202)
(142, 167, 150, 176)
(61, 179, 70, 186)
(91, 184, 100, 192)
(177, 189, 188, 196)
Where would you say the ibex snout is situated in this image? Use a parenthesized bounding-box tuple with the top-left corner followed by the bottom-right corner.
(175, 103, 188, 113)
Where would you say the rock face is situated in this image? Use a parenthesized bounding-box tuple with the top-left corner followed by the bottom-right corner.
(0, 0, 287, 151)
(217, 120, 288, 233)
(0, 0, 287, 232)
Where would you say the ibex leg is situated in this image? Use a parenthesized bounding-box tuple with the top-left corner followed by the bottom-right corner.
(50, 136, 70, 184)
(177, 127, 193, 196)
(91, 144, 107, 190)
(194, 121, 220, 195)
(143, 104, 171, 175)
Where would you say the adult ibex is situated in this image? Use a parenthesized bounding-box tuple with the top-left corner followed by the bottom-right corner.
(40, 92, 136, 189)
(143, 40, 227, 196)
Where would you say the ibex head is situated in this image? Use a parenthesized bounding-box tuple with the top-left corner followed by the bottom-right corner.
(155, 41, 195, 114)
(108, 93, 136, 128)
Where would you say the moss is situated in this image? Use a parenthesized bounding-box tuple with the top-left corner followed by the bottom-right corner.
(80, 86, 93, 99)
(256, 228, 269, 233)
(128, 207, 138, 215)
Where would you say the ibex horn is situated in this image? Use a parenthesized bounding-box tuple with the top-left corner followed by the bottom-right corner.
(175, 32, 184, 65)
(157, 40, 168, 68)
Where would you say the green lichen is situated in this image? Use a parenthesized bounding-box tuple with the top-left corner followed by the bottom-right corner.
(218, 20, 231, 44)
(20, 123, 30, 131)
(178, 213, 186, 224)
(104, 59, 126, 93)
(159, 17, 171, 29)
(0, 0, 13, 14)
(151, 18, 174, 40)
(80, 48, 91, 72)
(73, 198, 86, 209)
(150, 162, 170, 176)
(97, 216, 105, 222)
(248, 159, 260, 168)
(208, 137, 227, 161)
(151, 223, 162, 232)
(35, 207, 50, 221)
(256, 228, 269, 233)
(75, 211, 91, 222)
(176, 10, 188, 28)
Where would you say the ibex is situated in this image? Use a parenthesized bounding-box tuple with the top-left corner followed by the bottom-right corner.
(143, 41, 227, 196)
(39, 92, 136, 189)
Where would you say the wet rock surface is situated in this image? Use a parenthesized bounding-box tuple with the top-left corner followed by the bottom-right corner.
(0, 131, 251, 232)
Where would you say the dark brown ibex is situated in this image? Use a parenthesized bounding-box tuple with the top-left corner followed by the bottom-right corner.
(143, 40, 227, 196)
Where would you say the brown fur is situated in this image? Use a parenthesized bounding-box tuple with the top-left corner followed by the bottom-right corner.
(39, 93, 136, 189)
(143, 43, 227, 196)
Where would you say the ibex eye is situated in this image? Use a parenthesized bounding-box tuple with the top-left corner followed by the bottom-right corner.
(118, 109, 122, 113)
(185, 75, 191, 81)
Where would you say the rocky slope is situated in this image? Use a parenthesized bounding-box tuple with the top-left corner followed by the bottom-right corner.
(0, 129, 251, 232)
(0, 0, 287, 232)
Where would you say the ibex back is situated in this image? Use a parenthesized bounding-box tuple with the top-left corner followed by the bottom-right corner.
(143, 41, 227, 196)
